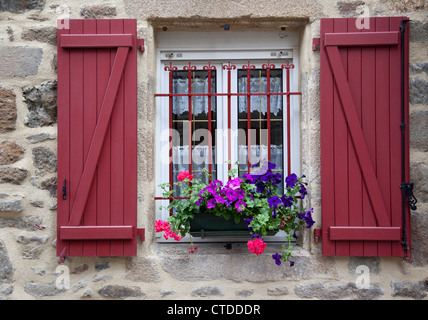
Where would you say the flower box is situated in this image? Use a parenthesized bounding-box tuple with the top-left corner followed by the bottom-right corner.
(189, 212, 276, 238)
(155, 161, 315, 266)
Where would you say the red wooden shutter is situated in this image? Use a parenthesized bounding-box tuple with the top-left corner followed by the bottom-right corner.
(57, 19, 138, 257)
(320, 17, 411, 260)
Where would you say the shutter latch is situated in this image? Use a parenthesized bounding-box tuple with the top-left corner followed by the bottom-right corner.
(62, 179, 67, 200)
(137, 38, 145, 52)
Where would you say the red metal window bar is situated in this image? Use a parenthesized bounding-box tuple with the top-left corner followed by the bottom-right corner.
(155, 60, 301, 212)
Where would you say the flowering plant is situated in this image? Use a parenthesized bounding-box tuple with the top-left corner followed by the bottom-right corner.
(156, 161, 315, 266)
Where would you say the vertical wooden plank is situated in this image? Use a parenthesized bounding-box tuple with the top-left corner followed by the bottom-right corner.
(123, 19, 138, 256)
(110, 19, 125, 256)
(333, 18, 350, 256)
(375, 17, 392, 257)
(320, 18, 336, 256)
(69, 19, 84, 256)
(390, 16, 405, 257)
(403, 16, 412, 259)
(96, 19, 112, 256)
(361, 17, 378, 257)
(82, 19, 98, 256)
(57, 21, 70, 257)
(347, 18, 364, 256)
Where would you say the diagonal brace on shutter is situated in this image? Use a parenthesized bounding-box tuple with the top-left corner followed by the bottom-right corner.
(68, 46, 130, 226)
(325, 46, 391, 228)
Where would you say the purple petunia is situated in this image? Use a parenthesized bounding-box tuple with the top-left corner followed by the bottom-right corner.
(272, 253, 282, 266)
(298, 208, 315, 228)
(267, 196, 282, 211)
(235, 199, 246, 212)
(207, 198, 216, 209)
(285, 173, 298, 188)
(281, 195, 293, 207)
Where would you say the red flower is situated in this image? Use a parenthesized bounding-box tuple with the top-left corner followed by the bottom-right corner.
(247, 239, 266, 255)
(177, 170, 193, 182)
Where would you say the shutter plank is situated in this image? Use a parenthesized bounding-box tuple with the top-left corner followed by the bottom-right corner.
(61, 34, 133, 48)
(123, 19, 138, 256)
(361, 18, 378, 256)
(330, 227, 401, 241)
(82, 19, 98, 256)
(347, 18, 364, 256)
(324, 31, 399, 47)
(61, 226, 134, 240)
(375, 17, 392, 256)
(320, 18, 336, 256)
(110, 19, 125, 256)
(56, 23, 70, 257)
(333, 18, 350, 256)
(69, 19, 84, 256)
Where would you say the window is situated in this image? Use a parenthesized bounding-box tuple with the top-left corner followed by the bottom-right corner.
(155, 31, 301, 241)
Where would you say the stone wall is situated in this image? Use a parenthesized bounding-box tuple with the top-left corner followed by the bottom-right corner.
(0, 0, 427, 300)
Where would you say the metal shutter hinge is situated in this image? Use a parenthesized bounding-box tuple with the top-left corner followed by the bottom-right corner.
(137, 38, 145, 52)
(137, 228, 145, 243)
(314, 228, 322, 242)
(312, 38, 320, 51)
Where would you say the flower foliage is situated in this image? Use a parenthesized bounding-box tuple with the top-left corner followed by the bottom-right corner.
(156, 161, 315, 266)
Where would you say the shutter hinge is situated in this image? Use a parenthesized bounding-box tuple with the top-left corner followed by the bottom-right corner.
(137, 38, 145, 52)
(314, 228, 322, 242)
(312, 37, 320, 51)
(137, 228, 145, 243)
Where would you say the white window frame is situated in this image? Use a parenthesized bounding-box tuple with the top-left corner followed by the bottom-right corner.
(155, 31, 300, 243)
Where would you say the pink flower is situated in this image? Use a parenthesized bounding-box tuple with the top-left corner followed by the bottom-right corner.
(155, 220, 182, 241)
(247, 239, 266, 255)
(177, 170, 193, 182)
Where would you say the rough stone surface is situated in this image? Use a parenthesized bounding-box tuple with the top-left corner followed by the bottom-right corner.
(0, 167, 28, 185)
(381, 0, 425, 12)
(294, 282, 384, 300)
(17, 234, 48, 244)
(410, 211, 428, 266)
(159, 248, 338, 282)
(410, 62, 428, 75)
(80, 4, 117, 19)
(24, 282, 65, 297)
(0, 200, 23, 212)
(191, 285, 223, 297)
(125, 257, 161, 282)
(23, 81, 57, 128)
(26, 133, 56, 144)
(409, 78, 428, 105)
(0, 141, 25, 165)
(0, 46, 43, 78)
(391, 281, 428, 300)
(0, 0, 46, 13)
(409, 109, 428, 152)
(98, 285, 145, 299)
(0, 240, 13, 284)
(32, 146, 57, 176)
(411, 163, 428, 202)
(0, 87, 17, 133)
(348, 257, 381, 275)
(30, 176, 57, 197)
(21, 26, 57, 45)
(336, 0, 366, 17)
(22, 246, 42, 259)
(0, 216, 42, 230)
(267, 286, 288, 296)
(235, 289, 254, 297)
(29, 200, 44, 208)
(409, 21, 428, 43)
